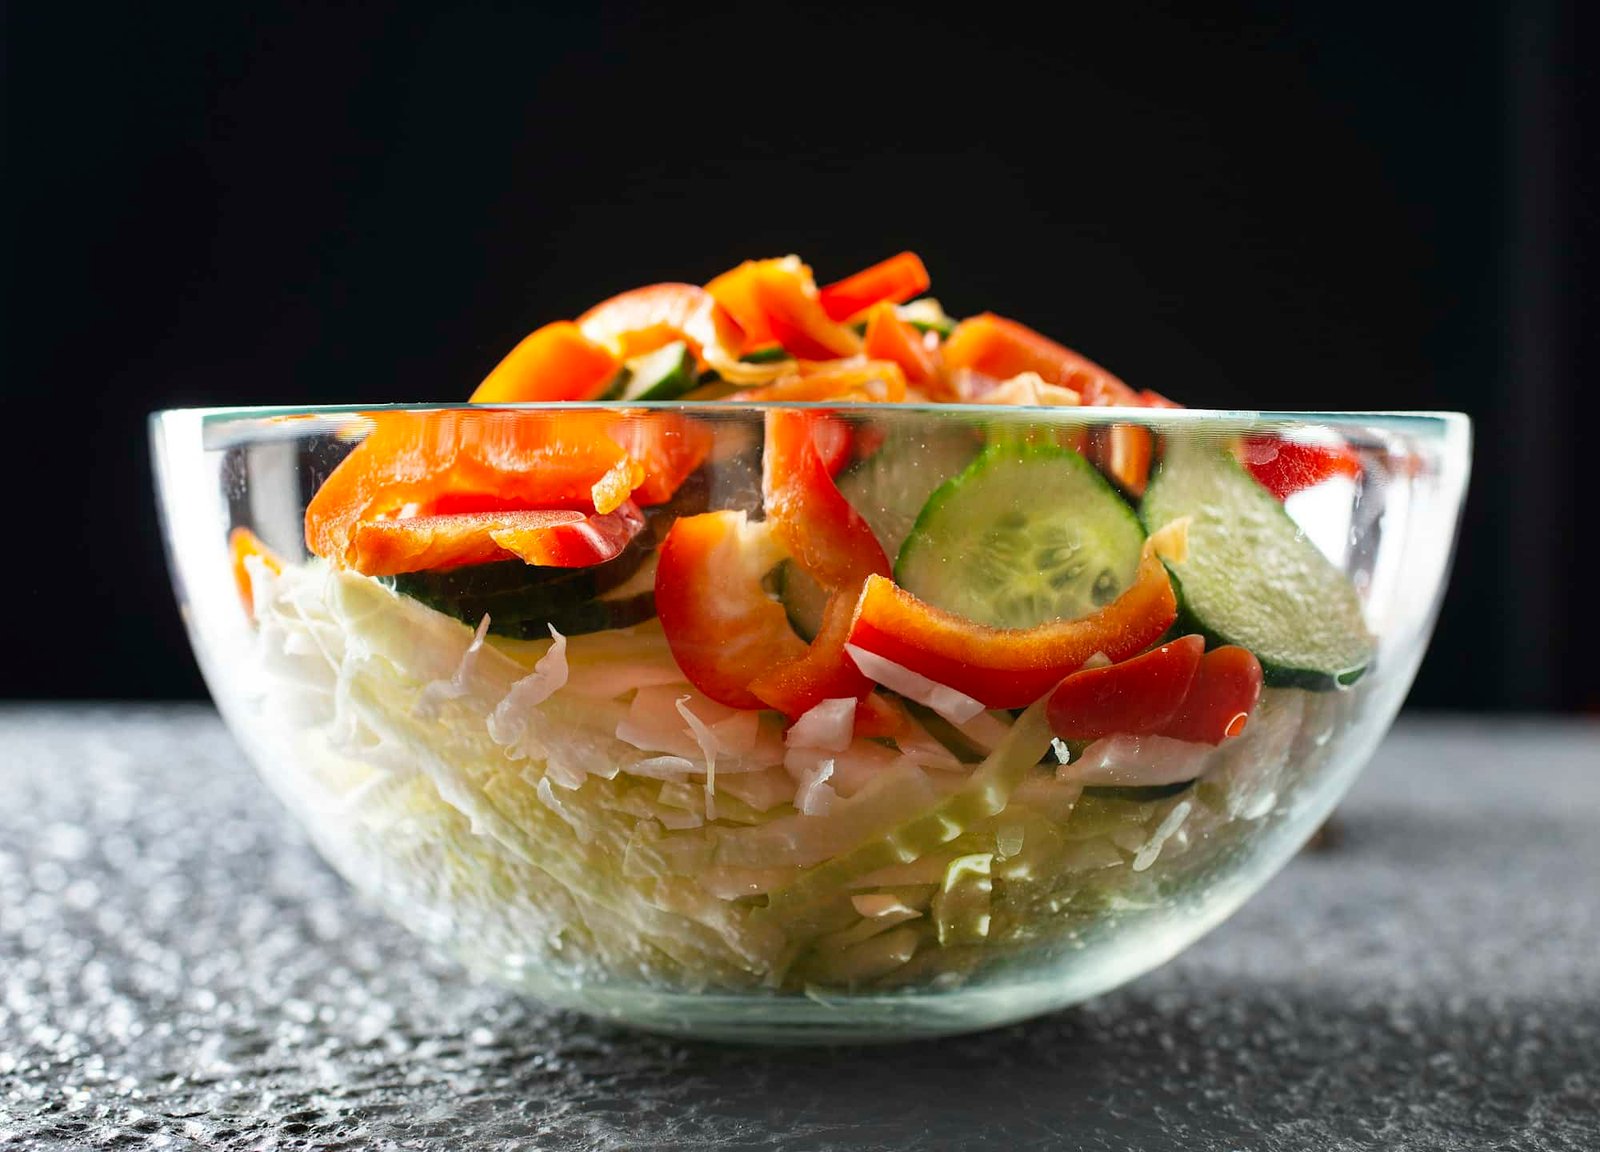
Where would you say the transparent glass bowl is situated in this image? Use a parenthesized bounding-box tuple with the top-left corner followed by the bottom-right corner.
(152, 404, 1469, 1042)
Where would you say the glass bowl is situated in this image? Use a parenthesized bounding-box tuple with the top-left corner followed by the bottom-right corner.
(151, 403, 1469, 1042)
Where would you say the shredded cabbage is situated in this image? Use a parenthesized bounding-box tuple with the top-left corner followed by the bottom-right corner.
(236, 559, 1353, 995)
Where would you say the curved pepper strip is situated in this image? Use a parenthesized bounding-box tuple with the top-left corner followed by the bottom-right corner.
(706, 257, 863, 361)
(1045, 635, 1204, 741)
(846, 524, 1185, 709)
(347, 502, 647, 577)
(305, 410, 709, 569)
(655, 510, 808, 710)
(577, 282, 745, 365)
(943, 312, 1136, 403)
(818, 252, 931, 322)
(470, 321, 619, 403)
(863, 302, 937, 385)
(747, 409, 892, 719)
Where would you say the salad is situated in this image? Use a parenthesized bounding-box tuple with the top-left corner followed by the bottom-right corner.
(231, 253, 1374, 995)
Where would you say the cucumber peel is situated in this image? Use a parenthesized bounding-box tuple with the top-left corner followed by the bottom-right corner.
(1140, 437, 1373, 689)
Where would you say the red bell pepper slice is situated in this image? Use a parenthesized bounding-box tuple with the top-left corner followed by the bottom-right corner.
(305, 410, 708, 569)
(577, 282, 745, 365)
(347, 502, 646, 576)
(748, 589, 873, 718)
(1158, 645, 1264, 744)
(862, 302, 937, 384)
(654, 510, 808, 709)
(761, 409, 890, 591)
(818, 252, 931, 322)
(846, 533, 1180, 709)
(744, 409, 891, 717)
(944, 313, 1137, 403)
(470, 321, 620, 403)
(1240, 439, 1364, 501)
(706, 257, 863, 360)
(811, 415, 853, 477)
(1046, 635, 1204, 741)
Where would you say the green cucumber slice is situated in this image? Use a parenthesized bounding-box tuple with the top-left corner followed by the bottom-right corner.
(836, 425, 982, 562)
(738, 344, 795, 365)
(775, 426, 978, 641)
(382, 531, 656, 639)
(774, 559, 829, 642)
(603, 341, 698, 401)
(1139, 436, 1373, 689)
(895, 442, 1145, 628)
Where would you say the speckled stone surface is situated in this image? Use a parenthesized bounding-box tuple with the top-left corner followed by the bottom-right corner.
(1, 707, 1596, 1150)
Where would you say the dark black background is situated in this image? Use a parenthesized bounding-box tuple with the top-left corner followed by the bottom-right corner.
(4, 1, 1594, 709)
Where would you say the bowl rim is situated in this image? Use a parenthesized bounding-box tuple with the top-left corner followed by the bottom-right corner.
(151, 402, 1472, 434)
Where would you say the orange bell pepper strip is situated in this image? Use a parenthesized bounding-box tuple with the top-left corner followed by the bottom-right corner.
(1158, 645, 1264, 744)
(654, 510, 809, 709)
(305, 410, 708, 568)
(346, 502, 646, 577)
(846, 527, 1184, 709)
(1045, 635, 1204, 741)
(944, 313, 1138, 403)
(706, 257, 862, 361)
(229, 527, 284, 616)
(730, 359, 908, 403)
(1239, 439, 1363, 500)
(577, 283, 745, 364)
(470, 321, 619, 403)
(1092, 422, 1155, 498)
(862, 302, 937, 384)
(818, 252, 931, 322)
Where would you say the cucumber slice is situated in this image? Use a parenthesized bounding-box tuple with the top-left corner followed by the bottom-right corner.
(895, 443, 1146, 629)
(774, 560, 829, 642)
(775, 427, 979, 640)
(1140, 437, 1373, 689)
(603, 341, 698, 401)
(738, 344, 795, 365)
(836, 425, 981, 562)
(382, 531, 656, 639)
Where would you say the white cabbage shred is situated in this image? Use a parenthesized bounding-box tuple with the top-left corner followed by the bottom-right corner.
(234, 559, 1348, 995)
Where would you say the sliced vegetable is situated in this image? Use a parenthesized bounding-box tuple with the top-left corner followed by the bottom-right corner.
(749, 589, 874, 720)
(833, 423, 980, 561)
(895, 443, 1146, 629)
(942, 313, 1136, 403)
(470, 321, 619, 403)
(847, 528, 1182, 708)
(1158, 645, 1264, 744)
(229, 526, 284, 616)
(762, 409, 890, 592)
(577, 282, 745, 365)
(1141, 437, 1374, 688)
(384, 549, 658, 639)
(730, 359, 908, 403)
(706, 257, 862, 360)
(863, 302, 937, 384)
(602, 341, 698, 402)
(818, 252, 931, 322)
(1239, 438, 1364, 500)
(1046, 635, 1204, 741)
(305, 411, 709, 569)
(347, 502, 647, 577)
(654, 510, 807, 709)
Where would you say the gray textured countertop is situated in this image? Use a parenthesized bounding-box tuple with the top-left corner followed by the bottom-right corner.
(1, 706, 1596, 1150)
